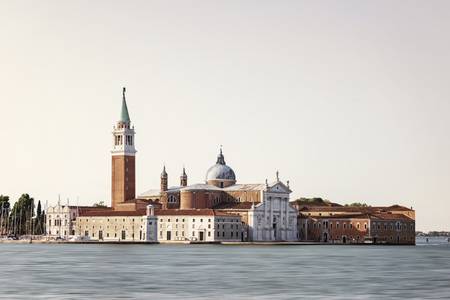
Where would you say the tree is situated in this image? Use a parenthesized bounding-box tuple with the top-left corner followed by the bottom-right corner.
(36, 200, 42, 217)
(0, 195, 10, 216)
(33, 200, 45, 235)
(93, 201, 107, 208)
(0, 195, 10, 235)
(345, 202, 368, 207)
(10, 194, 34, 236)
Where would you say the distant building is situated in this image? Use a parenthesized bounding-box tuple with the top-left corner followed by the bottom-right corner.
(76, 206, 241, 242)
(156, 209, 242, 242)
(46, 202, 78, 238)
(76, 205, 157, 242)
(296, 204, 415, 244)
(46, 201, 112, 238)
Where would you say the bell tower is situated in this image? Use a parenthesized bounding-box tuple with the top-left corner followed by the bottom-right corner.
(111, 87, 136, 209)
(180, 167, 188, 187)
(160, 166, 168, 192)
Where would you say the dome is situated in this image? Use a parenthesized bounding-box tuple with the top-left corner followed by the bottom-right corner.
(205, 148, 236, 184)
(206, 164, 236, 181)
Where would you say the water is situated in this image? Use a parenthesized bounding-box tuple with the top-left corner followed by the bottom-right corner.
(0, 239, 449, 299)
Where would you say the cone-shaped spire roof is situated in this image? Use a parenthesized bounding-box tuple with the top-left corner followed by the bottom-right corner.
(161, 165, 168, 177)
(120, 87, 131, 123)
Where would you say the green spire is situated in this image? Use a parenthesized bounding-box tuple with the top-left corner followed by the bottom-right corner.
(120, 87, 131, 123)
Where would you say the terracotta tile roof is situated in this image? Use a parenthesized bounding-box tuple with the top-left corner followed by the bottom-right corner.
(301, 212, 414, 221)
(66, 206, 111, 209)
(299, 205, 413, 213)
(155, 209, 239, 217)
(79, 209, 144, 217)
(370, 213, 414, 221)
(375, 205, 413, 211)
(302, 213, 371, 220)
(299, 206, 366, 212)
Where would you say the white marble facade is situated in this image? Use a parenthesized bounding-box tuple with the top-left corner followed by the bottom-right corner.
(248, 181, 298, 241)
(46, 202, 78, 238)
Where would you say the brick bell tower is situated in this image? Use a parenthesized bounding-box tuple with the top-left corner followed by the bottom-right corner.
(111, 87, 136, 209)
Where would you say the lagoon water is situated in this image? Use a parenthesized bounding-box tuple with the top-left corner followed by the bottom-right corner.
(0, 238, 449, 299)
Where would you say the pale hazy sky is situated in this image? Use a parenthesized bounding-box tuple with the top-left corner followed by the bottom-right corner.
(1, 1, 449, 231)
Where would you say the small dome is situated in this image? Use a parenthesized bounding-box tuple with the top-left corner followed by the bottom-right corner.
(205, 147, 236, 183)
(206, 164, 236, 181)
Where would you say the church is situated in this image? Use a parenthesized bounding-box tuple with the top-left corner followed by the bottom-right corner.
(77, 88, 298, 242)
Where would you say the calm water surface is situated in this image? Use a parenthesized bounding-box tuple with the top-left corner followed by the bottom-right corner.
(0, 238, 449, 299)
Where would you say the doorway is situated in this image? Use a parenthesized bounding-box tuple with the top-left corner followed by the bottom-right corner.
(98, 230, 103, 240)
(342, 236, 347, 244)
(199, 231, 204, 241)
(323, 232, 328, 243)
(167, 231, 172, 241)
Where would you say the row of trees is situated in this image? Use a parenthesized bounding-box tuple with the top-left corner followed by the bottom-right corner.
(0, 194, 46, 236)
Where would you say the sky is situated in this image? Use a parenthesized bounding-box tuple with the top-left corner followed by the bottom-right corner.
(1, 1, 449, 231)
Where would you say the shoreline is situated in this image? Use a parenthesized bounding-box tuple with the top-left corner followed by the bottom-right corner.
(0, 240, 416, 246)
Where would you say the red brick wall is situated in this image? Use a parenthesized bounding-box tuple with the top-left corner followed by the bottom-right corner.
(302, 217, 370, 243)
(370, 220, 415, 245)
(112, 155, 135, 209)
(299, 215, 415, 244)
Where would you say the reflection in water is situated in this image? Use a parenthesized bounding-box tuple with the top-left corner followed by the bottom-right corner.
(0, 240, 449, 299)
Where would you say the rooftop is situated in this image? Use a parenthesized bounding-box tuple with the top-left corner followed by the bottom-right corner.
(301, 212, 414, 221)
(223, 184, 266, 192)
(155, 209, 239, 217)
(299, 205, 413, 213)
(79, 209, 144, 217)
(213, 202, 255, 210)
(180, 183, 222, 191)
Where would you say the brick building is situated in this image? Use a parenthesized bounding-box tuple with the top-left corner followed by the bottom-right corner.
(297, 204, 415, 245)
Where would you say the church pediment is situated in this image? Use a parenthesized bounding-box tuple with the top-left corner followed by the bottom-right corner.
(267, 182, 292, 194)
